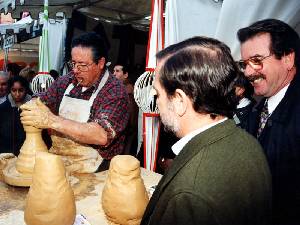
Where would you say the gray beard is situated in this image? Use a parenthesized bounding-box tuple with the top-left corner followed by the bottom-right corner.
(160, 102, 180, 134)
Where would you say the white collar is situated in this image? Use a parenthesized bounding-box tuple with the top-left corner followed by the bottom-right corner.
(267, 84, 289, 115)
(172, 118, 228, 155)
(0, 96, 6, 104)
(237, 97, 251, 109)
(8, 93, 32, 107)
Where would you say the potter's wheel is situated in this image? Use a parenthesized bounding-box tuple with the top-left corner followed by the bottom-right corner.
(3, 158, 33, 187)
(2, 156, 79, 187)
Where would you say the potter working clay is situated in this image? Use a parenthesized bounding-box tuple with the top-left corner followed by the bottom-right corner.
(20, 33, 130, 174)
(3, 100, 48, 186)
(24, 151, 76, 225)
(102, 155, 149, 225)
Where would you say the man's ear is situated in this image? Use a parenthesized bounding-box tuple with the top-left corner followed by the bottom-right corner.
(284, 51, 295, 70)
(124, 72, 129, 79)
(173, 89, 188, 117)
(97, 57, 106, 69)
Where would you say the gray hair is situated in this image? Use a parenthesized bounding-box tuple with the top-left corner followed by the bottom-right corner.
(0, 71, 9, 79)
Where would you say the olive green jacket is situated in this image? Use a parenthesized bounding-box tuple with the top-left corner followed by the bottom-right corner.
(141, 120, 271, 225)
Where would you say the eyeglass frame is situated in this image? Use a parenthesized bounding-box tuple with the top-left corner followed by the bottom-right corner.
(67, 61, 95, 72)
(238, 53, 273, 72)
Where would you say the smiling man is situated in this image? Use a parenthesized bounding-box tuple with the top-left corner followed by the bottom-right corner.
(20, 32, 129, 173)
(237, 19, 300, 225)
(141, 36, 271, 225)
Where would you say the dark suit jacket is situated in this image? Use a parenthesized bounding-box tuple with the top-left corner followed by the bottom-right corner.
(141, 120, 271, 225)
(0, 98, 25, 156)
(246, 74, 300, 225)
(235, 98, 256, 130)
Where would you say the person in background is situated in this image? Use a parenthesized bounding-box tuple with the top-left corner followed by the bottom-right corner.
(6, 63, 22, 78)
(141, 36, 271, 225)
(0, 76, 31, 155)
(0, 71, 9, 104)
(233, 70, 256, 129)
(20, 32, 129, 173)
(237, 18, 300, 225)
(113, 64, 133, 93)
(19, 66, 35, 95)
(49, 69, 59, 80)
(113, 63, 138, 155)
(19, 66, 36, 83)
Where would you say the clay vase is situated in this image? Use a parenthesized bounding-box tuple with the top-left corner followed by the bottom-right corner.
(16, 125, 48, 175)
(102, 155, 149, 225)
(24, 151, 76, 225)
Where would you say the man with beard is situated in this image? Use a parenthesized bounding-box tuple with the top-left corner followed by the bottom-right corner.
(140, 36, 271, 225)
(237, 19, 300, 225)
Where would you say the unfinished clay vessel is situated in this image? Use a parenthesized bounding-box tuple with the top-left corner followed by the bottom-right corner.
(16, 125, 48, 174)
(102, 155, 149, 225)
(3, 123, 48, 186)
(24, 151, 76, 225)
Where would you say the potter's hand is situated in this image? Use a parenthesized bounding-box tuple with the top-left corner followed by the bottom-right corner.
(20, 98, 56, 129)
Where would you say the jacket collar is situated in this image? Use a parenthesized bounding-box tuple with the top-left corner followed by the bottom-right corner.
(144, 120, 237, 220)
(254, 72, 300, 123)
(8, 93, 32, 108)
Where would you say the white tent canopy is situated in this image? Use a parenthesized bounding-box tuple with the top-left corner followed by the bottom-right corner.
(165, 0, 300, 60)
(1, 0, 151, 30)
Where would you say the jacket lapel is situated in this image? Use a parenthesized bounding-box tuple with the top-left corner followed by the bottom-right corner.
(258, 73, 300, 140)
(143, 120, 237, 222)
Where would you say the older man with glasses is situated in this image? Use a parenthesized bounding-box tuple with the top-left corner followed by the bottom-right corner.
(0, 71, 9, 104)
(20, 32, 129, 173)
(237, 19, 300, 225)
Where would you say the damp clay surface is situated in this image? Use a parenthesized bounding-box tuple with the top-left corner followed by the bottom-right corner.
(102, 155, 149, 225)
(24, 151, 76, 225)
(3, 125, 48, 187)
(0, 154, 16, 182)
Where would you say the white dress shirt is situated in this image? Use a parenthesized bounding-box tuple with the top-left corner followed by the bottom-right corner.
(267, 84, 289, 115)
(172, 118, 228, 155)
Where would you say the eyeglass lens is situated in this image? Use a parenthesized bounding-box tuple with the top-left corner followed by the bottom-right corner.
(238, 55, 271, 71)
(68, 62, 89, 72)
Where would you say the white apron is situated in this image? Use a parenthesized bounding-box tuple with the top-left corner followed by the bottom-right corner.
(49, 70, 109, 173)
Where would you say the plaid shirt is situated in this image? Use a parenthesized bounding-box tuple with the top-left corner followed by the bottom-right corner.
(39, 71, 129, 159)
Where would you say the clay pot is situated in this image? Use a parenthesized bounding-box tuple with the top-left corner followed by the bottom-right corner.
(102, 155, 149, 225)
(24, 151, 76, 225)
(16, 125, 48, 175)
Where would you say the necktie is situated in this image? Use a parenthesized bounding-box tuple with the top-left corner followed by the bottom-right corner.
(257, 99, 269, 138)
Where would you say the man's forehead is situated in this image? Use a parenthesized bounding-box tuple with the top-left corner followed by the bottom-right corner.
(241, 33, 271, 58)
(114, 65, 123, 70)
(71, 47, 93, 59)
(0, 77, 8, 82)
(153, 72, 161, 90)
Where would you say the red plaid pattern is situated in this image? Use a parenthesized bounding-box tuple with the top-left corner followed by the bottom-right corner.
(38, 71, 130, 159)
